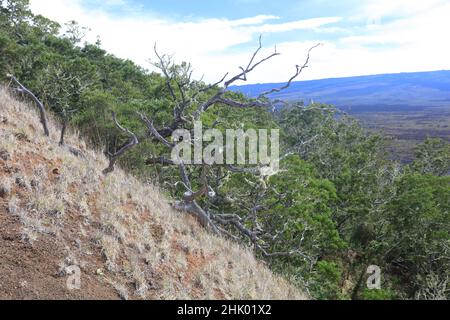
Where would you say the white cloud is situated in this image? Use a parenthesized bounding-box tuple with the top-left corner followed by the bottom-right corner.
(28, 0, 342, 83)
(360, 0, 447, 22)
(329, 1, 450, 79)
(344, 2, 450, 46)
(28, 0, 450, 84)
(249, 17, 342, 33)
(228, 15, 280, 26)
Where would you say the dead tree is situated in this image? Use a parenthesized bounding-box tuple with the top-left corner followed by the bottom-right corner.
(138, 37, 320, 259)
(7, 74, 50, 136)
(102, 111, 139, 175)
(138, 111, 219, 233)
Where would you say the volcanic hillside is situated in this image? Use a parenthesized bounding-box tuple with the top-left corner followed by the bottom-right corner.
(0, 87, 305, 300)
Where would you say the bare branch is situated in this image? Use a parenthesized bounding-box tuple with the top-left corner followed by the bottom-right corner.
(224, 35, 280, 88)
(213, 215, 255, 240)
(182, 164, 210, 202)
(178, 161, 192, 190)
(7, 74, 50, 136)
(193, 37, 318, 118)
(103, 111, 139, 175)
(214, 213, 244, 222)
(194, 93, 221, 118)
(194, 94, 271, 119)
(191, 37, 281, 119)
(137, 112, 174, 148)
(173, 200, 220, 234)
(198, 72, 229, 93)
(216, 225, 241, 241)
(246, 35, 263, 71)
(259, 43, 322, 97)
(146, 156, 176, 166)
(153, 43, 177, 101)
(216, 97, 269, 109)
(169, 162, 221, 234)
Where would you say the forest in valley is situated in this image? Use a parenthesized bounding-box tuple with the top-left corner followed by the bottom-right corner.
(1, 0, 449, 300)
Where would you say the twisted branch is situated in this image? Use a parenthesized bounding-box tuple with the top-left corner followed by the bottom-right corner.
(7, 74, 50, 136)
(103, 111, 139, 175)
(259, 43, 322, 97)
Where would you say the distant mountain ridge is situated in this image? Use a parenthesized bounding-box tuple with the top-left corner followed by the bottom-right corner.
(230, 70, 450, 113)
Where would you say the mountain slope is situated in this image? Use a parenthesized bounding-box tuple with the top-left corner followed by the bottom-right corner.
(231, 70, 450, 112)
(0, 87, 305, 300)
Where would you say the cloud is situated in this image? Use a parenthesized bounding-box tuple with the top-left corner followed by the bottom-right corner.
(343, 2, 450, 46)
(333, 1, 450, 78)
(28, 0, 450, 84)
(228, 15, 280, 26)
(264, 1, 450, 82)
(359, 0, 447, 21)
(250, 17, 342, 33)
(28, 0, 343, 83)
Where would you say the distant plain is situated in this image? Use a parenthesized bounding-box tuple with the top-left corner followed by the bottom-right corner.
(232, 70, 450, 162)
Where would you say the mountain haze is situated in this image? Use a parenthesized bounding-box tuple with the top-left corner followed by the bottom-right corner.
(231, 70, 450, 113)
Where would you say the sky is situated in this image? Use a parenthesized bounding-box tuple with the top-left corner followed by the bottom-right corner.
(29, 0, 450, 84)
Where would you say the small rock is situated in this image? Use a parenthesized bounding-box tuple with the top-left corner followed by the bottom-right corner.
(0, 184, 10, 198)
(179, 242, 190, 254)
(47, 209, 62, 217)
(0, 115, 7, 124)
(0, 149, 10, 161)
(14, 132, 29, 142)
(15, 177, 27, 188)
(30, 179, 39, 188)
(52, 168, 60, 175)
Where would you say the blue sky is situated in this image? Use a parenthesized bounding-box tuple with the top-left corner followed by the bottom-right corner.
(29, 0, 450, 84)
(82, 0, 359, 20)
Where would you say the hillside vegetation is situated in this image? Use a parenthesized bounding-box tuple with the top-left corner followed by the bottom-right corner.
(1, 0, 449, 300)
(0, 88, 305, 299)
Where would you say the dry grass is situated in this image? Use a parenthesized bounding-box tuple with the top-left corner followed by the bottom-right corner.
(0, 86, 307, 300)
